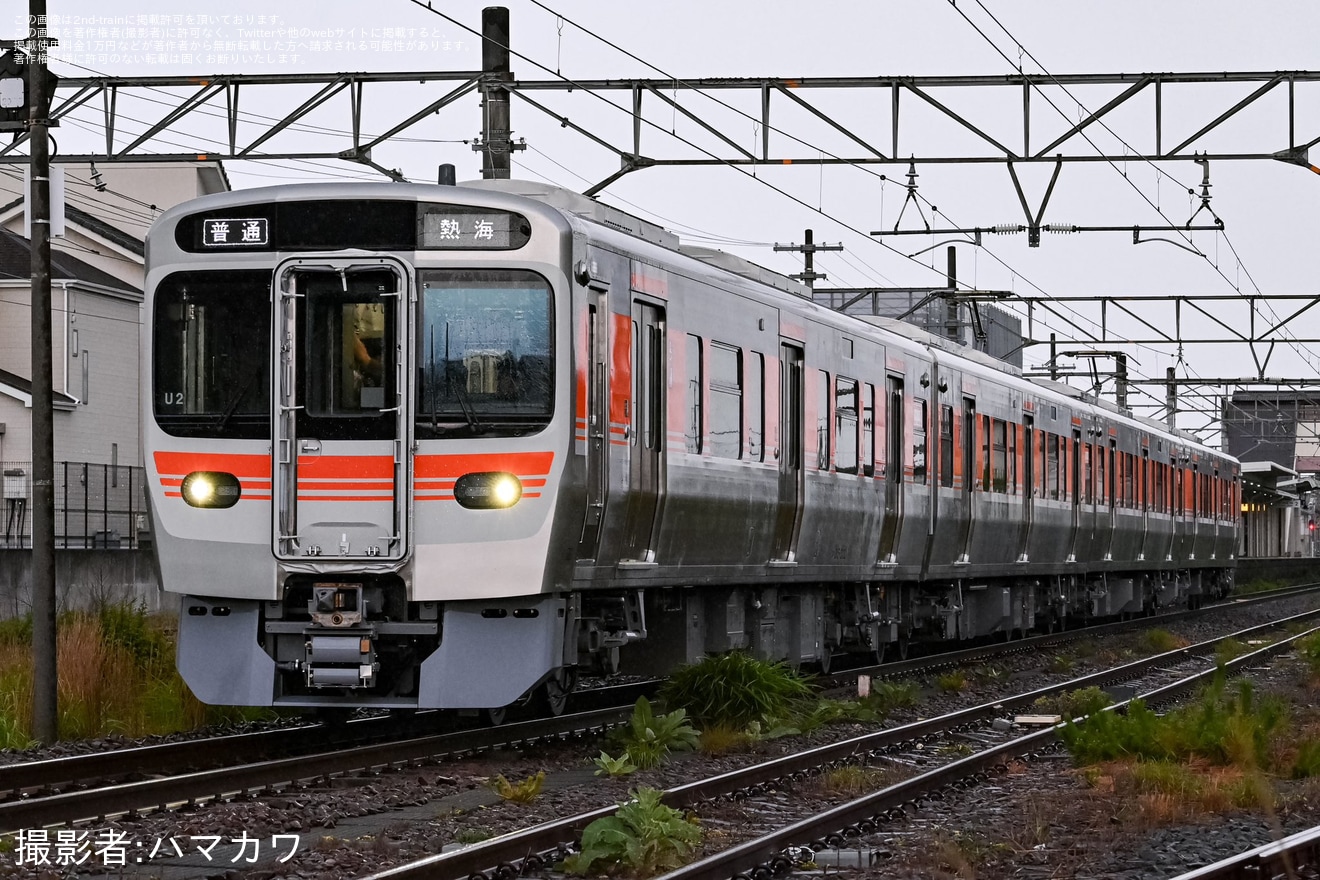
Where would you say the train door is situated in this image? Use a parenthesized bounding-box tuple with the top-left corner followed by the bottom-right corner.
(1018, 415, 1033, 561)
(877, 375, 904, 564)
(273, 258, 409, 561)
(621, 301, 665, 561)
(1139, 448, 1151, 560)
(958, 397, 975, 562)
(770, 343, 804, 561)
(578, 282, 610, 558)
(1068, 428, 1082, 560)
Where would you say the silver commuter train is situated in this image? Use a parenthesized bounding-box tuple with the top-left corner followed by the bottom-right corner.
(142, 180, 1240, 712)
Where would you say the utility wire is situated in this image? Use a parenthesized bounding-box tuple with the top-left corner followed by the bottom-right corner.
(953, 0, 1320, 375)
(516, 0, 1189, 383)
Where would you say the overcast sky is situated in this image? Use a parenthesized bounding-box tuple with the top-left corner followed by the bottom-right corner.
(14, 1, 1320, 438)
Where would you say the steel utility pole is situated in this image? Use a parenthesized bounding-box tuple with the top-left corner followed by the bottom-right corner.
(27, 0, 57, 744)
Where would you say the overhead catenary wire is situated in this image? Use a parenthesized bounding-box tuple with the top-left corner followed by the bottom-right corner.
(950, 0, 1320, 377)
(519, 0, 1219, 391)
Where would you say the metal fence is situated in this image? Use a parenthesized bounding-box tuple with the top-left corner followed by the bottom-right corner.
(2, 461, 148, 550)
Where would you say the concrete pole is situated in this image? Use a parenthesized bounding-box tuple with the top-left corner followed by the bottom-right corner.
(480, 7, 512, 180)
(28, 0, 58, 744)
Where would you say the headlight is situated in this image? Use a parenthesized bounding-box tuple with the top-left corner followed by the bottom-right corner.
(180, 471, 242, 508)
(454, 472, 523, 509)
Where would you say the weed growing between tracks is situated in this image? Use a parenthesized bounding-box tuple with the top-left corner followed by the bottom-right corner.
(0, 603, 273, 746)
(659, 651, 814, 729)
(562, 786, 702, 877)
(1059, 671, 1320, 829)
(607, 697, 700, 770)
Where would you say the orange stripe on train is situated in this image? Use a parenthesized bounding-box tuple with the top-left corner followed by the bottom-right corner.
(414, 451, 553, 479)
(154, 451, 270, 478)
(157, 451, 553, 483)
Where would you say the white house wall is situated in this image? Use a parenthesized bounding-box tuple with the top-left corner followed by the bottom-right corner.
(58, 290, 142, 466)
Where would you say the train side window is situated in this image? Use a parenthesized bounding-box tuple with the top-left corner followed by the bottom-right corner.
(913, 397, 928, 484)
(747, 352, 764, 462)
(816, 370, 831, 470)
(1007, 419, 1017, 494)
(1141, 450, 1150, 511)
(1037, 431, 1047, 499)
(1124, 453, 1135, 509)
(1108, 442, 1117, 508)
(980, 415, 991, 491)
(630, 320, 640, 447)
(835, 376, 859, 474)
(1046, 433, 1059, 500)
(684, 334, 702, 454)
(709, 341, 742, 459)
(991, 419, 1008, 492)
(939, 404, 954, 488)
(1023, 418, 1034, 498)
(886, 378, 903, 482)
(861, 383, 875, 477)
(1096, 441, 1104, 504)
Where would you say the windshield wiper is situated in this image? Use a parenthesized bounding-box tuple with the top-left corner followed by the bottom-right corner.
(214, 366, 263, 434)
(452, 384, 486, 435)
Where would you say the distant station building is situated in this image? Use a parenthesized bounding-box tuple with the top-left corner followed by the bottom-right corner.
(1225, 391, 1320, 558)
(811, 288, 1025, 368)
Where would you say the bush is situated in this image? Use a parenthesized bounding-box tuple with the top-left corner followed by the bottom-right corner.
(562, 787, 701, 876)
(658, 652, 813, 729)
(1061, 677, 1289, 770)
(608, 697, 699, 770)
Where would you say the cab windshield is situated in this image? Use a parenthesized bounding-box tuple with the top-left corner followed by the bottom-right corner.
(416, 269, 553, 439)
(152, 270, 271, 439)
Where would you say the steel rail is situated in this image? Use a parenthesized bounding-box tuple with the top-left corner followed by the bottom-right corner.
(5, 585, 1309, 839)
(840, 580, 1320, 682)
(0, 682, 651, 797)
(1165, 825, 1320, 879)
(0, 699, 643, 833)
(658, 628, 1318, 880)
(356, 607, 1320, 880)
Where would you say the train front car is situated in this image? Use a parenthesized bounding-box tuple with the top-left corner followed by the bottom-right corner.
(144, 183, 577, 712)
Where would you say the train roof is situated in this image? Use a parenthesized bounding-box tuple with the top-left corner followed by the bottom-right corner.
(463, 180, 813, 299)
(464, 181, 1229, 462)
(149, 179, 1231, 465)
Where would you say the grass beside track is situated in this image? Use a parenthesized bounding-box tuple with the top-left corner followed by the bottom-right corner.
(0, 604, 270, 748)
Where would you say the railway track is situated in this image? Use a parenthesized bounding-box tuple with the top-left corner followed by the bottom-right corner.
(0, 585, 1314, 842)
(829, 580, 1320, 684)
(0, 682, 654, 833)
(2, 585, 1309, 880)
(353, 607, 1320, 880)
(1165, 826, 1320, 879)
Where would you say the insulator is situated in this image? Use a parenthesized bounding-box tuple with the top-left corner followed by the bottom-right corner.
(1043, 224, 1078, 233)
(991, 224, 1020, 234)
